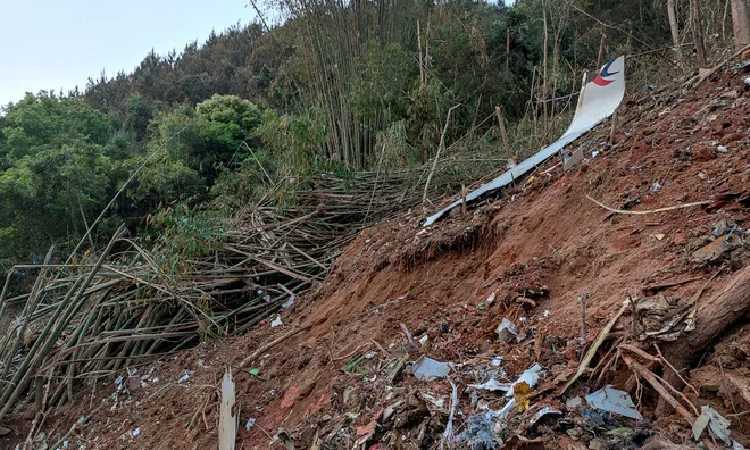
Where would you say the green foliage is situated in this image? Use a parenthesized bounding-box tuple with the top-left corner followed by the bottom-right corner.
(256, 108, 326, 178)
(1, 93, 113, 161)
(147, 205, 225, 273)
(0, 142, 112, 259)
(146, 95, 263, 185)
(0, 94, 115, 260)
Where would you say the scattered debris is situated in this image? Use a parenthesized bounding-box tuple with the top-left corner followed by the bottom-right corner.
(692, 406, 731, 445)
(282, 294, 296, 309)
(412, 357, 451, 381)
(270, 315, 284, 328)
(177, 369, 193, 384)
(565, 396, 583, 409)
(585, 386, 643, 420)
(244, 417, 256, 431)
(528, 406, 562, 429)
(456, 400, 516, 450)
(441, 380, 459, 449)
(470, 363, 544, 396)
(469, 378, 509, 392)
(131, 427, 141, 438)
(495, 318, 520, 343)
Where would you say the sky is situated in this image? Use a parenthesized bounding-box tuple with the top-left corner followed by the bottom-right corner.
(0, 0, 252, 106)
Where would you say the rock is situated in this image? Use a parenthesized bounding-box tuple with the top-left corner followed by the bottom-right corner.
(692, 142, 717, 161)
(720, 132, 743, 146)
(719, 373, 750, 412)
(699, 382, 721, 395)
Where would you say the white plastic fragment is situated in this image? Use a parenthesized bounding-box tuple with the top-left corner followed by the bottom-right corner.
(490, 357, 503, 367)
(244, 418, 256, 431)
(585, 386, 642, 420)
(270, 315, 283, 328)
(413, 357, 451, 381)
(419, 335, 428, 346)
(131, 427, 142, 438)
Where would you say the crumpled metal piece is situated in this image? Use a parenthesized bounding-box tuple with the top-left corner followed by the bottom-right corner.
(585, 386, 642, 420)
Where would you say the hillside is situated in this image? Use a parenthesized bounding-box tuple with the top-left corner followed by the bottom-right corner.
(7, 57, 749, 450)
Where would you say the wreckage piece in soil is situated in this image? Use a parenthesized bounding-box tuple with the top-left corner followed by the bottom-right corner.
(658, 264, 750, 415)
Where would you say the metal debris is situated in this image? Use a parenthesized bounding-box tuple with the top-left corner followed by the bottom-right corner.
(469, 363, 544, 396)
(529, 406, 562, 428)
(585, 386, 643, 420)
(177, 369, 193, 384)
(412, 357, 451, 381)
(495, 318, 519, 343)
(692, 406, 731, 445)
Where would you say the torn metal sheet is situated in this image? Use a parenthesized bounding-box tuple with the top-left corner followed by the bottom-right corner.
(469, 363, 544, 396)
(413, 357, 451, 381)
(693, 406, 732, 445)
(423, 57, 626, 226)
(529, 406, 562, 428)
(585, 386, 642, 420)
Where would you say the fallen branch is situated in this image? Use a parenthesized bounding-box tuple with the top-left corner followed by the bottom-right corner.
(586, 195, 711, 216)
(238, 325, 311, 368)
(623, 356, 696, 425)
(561, 300, 629, 394)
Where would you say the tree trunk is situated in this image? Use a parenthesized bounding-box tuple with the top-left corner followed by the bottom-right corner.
(597, 32, 607, 68)
(542, 0, 549, 132)
(667, 0, 683, 62)
(691, 0, 707, 66)
(732, 0, 750, 49)
(658, 265, 750, 414)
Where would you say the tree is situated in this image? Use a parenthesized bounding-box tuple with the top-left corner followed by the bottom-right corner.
(732, 0, 750, 50)
(690, 0, 707, 66)
(667, 0, 683, 63)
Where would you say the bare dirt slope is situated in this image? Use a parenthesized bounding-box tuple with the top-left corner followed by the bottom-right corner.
(5, 64, 750, 450)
